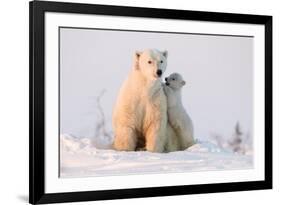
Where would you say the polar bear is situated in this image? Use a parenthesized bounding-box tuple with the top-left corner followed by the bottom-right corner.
(164, 122, 181, 152)
(163, 73, 195, 150)
(112, 49, 168, 152)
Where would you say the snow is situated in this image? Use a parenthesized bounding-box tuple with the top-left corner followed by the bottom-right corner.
(60, 134, 253, 178)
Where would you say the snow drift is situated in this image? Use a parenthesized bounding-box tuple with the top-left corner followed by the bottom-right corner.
(60, 134, 253, 178)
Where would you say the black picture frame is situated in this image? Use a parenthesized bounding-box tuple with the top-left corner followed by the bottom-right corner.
(29, 0, 272, 204)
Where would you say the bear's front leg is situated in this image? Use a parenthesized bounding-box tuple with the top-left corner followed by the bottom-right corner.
(145, 109, 167, 153)
(145, 123, 167, 153)
(113, 127, 137, 151)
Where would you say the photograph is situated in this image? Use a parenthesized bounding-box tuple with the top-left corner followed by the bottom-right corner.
(29, 1, 272, 203)
(59, 27, 254, 178)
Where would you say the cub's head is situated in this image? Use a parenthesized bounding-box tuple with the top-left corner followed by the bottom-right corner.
(134, 49, 168, 80)
(165, 73, 186, 90)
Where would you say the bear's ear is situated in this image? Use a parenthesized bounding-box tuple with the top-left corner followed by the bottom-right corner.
(181, 80, 186, 86)
(162, 50, 168, 58)
(135, 51, 142, 59)
(134, 51, 142, 70)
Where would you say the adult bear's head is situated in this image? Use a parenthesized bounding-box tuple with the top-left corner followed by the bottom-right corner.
(134, 49, 168, 80)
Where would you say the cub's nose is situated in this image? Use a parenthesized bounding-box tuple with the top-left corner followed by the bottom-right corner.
(165, 77, 168, 81)
(156, 69, 162, 77)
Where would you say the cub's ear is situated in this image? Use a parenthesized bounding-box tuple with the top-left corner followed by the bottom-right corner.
(162, 50, 168, 58)
(181, 81, 186, 86)
(134, 51, 142, 70)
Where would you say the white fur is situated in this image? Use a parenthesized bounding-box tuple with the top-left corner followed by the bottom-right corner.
(164, 122, 181, 152)
(163, 73, 195, 150)
(112, 49, 168, 152)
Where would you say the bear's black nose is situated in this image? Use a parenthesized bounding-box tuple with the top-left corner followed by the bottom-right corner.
(165, 77, 168, 81)
(156, 69, 162, 77)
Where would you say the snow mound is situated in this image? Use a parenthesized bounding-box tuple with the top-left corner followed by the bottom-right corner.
(187, 140, 229, 153)
(60, 134, 253, 178)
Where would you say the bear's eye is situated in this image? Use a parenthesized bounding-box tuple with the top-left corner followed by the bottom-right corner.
(172, 78, 175, 81)
(160, 60, 163, 64)
(148, 60, 152, 64)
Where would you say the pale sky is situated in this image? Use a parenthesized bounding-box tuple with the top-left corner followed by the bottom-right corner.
(60, 27, 253, 141)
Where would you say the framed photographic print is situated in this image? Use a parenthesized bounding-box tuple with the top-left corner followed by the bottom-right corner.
(29, 0, 272, 204)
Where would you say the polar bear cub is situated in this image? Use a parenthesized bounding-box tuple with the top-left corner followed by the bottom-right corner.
(163, 73, 195, 149)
